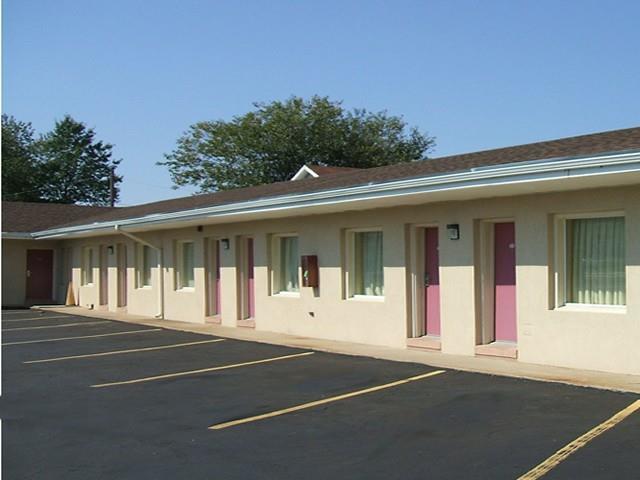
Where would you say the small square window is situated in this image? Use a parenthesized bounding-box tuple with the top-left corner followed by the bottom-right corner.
(82, 247, 95, 285)
(556, 214, 626, 307)
(347, 230, 384, 298)
(176, 241, 195, 289)
(271, 235, 299, 294)
(136, 244, 155, 288)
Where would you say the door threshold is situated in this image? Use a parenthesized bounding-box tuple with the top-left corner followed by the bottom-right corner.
(475, 341, 517, 359)
(407, 335, 441, 351)
(237, 318, 255, 328)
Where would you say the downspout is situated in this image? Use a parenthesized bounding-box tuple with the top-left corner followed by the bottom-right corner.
(114, 225, 164, 319)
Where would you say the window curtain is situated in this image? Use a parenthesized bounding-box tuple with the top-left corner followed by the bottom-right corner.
(355, 231, 384, 296)
(182, 242, 195, 288)
(568, 217, 625, 305)
(142, 246, 154, 286)
(280, 237, 299, 292)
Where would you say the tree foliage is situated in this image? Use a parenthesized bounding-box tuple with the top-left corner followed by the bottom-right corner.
(37, 116, 122, 205)
(2, 115, 42, 201)
(161, 96, 435, 191)
(1, 114, 122, 205)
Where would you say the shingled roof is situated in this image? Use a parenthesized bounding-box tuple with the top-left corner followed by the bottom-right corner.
(8, 126, 640, 233)
(2, 202, 114, 234)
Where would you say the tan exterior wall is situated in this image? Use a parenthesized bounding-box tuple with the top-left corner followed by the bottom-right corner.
(58, 185, 639, 375)
(1, 239, 65, 306)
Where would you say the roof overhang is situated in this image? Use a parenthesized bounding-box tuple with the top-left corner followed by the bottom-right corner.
(32, 150, 640, 240)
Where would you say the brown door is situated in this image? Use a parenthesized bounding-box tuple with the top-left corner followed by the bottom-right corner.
(26, 249, 54, 302)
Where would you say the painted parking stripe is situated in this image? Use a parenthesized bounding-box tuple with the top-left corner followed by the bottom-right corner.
(209, 369, 447, 430)
(2, 321, 110, 332)
(25, 339, 226, 364)
(2, 315, 70, 323)
(517, 399, 640, 480)
(2, 328, 162, 346)
(92, 351, 315, 388)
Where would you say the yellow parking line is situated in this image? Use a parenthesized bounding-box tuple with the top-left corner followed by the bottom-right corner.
(2, 321, 109, 332)
(209, 369, 446, 430)
(25, 339, 226, 363)
(2, 328, 162, 346)
(92, 351, 315, 388)
(2, 315, 69, 323)
(517, 399, 640, 480)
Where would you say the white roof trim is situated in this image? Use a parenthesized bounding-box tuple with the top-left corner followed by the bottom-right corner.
(290, 165, 320, 181)
(2, 232, 34, 239)
(31, 150, 640, 239)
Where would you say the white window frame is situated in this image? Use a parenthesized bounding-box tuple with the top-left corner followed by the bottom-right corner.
(554, 211, 626, 312)
(136, 244, 154, 289)
(270, 233, 300, 297)
(344, 227, 385, 301)
(81, 246, 95, 286)
(175, 240, 196, 291)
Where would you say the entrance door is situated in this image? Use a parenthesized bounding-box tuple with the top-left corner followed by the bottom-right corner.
(246, 238, 255, 319)
(494, 222, 516, 342)
(206, 239, 221, 316)
(424, 227, 441, 336)
(26, 249, 53, 302)
(117, 244, 127, 308)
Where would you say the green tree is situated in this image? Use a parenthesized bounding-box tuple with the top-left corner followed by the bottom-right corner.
(161, 96, 435, 191)
(1, 115, 42, 201)
(37, 115, 122, 205)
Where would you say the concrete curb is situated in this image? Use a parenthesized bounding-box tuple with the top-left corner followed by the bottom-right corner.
(31, 305, 640, 394)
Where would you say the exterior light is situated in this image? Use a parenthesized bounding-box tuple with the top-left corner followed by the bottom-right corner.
(221, 238, 230, 250)
(446, 224, 460, 240)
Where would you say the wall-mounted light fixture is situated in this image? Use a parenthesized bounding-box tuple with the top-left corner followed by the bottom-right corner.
(221, 238, 230, 250)
(107, 245, 115, 254)
(446, 224, 460, 240)
(197, 225, 203, 232)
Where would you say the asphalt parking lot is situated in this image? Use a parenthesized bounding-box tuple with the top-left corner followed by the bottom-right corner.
(2, 310, 639, 479)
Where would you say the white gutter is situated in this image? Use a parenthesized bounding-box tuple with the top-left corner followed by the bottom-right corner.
(2, 232, 34, 239)
(32, 150, 640, 239)
(114, 226, 164, 319)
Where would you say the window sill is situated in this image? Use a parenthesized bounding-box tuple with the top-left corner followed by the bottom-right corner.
(272, 291, 300, 298)
(136, 286, 152, 290)
(348, 295, 385, 303)
(555, 304, 627, 314)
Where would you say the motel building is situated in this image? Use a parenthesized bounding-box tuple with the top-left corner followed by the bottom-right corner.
(2, 127, 639, 376)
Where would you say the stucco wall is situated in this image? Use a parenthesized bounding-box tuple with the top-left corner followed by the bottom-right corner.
(59, 185, 639, 374)
(1, 239, 64, 306)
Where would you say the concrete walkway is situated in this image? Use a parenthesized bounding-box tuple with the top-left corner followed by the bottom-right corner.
(33, 305, 640, 394)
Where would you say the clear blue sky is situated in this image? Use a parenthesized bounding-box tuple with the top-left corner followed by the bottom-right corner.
(4, 0, 639, 205)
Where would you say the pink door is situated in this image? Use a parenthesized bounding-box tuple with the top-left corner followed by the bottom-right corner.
(214, 240, 221, 315)
(424, 227, 441, 336)
(494, 222, 517, 342)
(26, 249, 53, 301)
(246, 238, 255, 318)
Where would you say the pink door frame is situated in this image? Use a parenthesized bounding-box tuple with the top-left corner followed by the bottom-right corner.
(424, 227, 441, 336)
(246, 238, 255, 318)
(493, 222, 517, 342)
(214, 240, 221, 316)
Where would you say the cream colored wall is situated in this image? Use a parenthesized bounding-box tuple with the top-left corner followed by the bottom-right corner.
(1, 239, 63, 306)
(58, 185, 639, 375)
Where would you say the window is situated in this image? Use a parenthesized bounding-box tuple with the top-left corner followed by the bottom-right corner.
(347, 230, 384, 298)
(176, 241, 195, 289)
(272, 235, 299, 294)
(556, 214, 626, 307)
(82, 247, 95, 285)
(136, 244, 155, 288)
